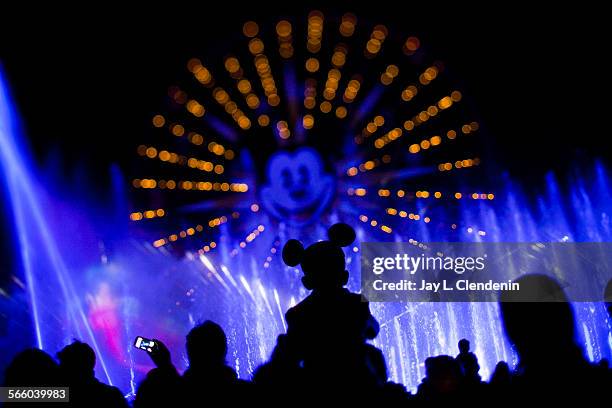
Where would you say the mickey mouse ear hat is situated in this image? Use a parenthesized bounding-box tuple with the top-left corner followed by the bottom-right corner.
(281, 223, 356, 267)
(327, 223, 356, 247)
(282, 239, 305, 267)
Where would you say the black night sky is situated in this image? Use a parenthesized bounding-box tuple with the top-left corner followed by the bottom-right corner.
(0, 3, 609, 285)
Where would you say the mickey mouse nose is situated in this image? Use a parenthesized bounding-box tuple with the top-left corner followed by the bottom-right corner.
(290, 188, 307, 200)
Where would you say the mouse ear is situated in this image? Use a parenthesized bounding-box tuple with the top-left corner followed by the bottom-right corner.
(328, 223, 356, 247)
(282, 239, 305, 266)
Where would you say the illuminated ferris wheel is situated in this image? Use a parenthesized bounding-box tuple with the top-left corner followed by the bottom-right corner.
(127, 10, 491, 260)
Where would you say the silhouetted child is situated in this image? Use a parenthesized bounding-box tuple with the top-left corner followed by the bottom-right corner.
(279, 223, 380, 395)
(57, 340, 128, 407)
(455, 338, 481, 384)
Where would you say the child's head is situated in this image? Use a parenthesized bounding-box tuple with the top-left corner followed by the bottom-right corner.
(458, 339, 470, 354)
(282, 223, 356, 290)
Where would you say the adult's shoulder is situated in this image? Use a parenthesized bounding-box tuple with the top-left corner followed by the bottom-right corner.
(95, 380, 130, 407)
(347, 291, 367, 301)
(284, 303, 300, 326)
(345, 291, 370, 307)
(285, 295, 313, 319)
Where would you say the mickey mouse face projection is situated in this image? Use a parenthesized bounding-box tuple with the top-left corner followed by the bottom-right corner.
(261, 147, 334, 227)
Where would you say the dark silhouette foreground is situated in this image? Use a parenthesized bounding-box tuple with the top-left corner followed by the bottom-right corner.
(4, 226, 611, 405)
(57, 340, 128, 407)
(4, 344, 126, 407)
(134, 320, 251, 407)
(265, 223, 384, 402)
(497, 274, 611, 403)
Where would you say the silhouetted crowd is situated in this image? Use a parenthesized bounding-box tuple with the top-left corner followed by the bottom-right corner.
(4, 224, 612, 406)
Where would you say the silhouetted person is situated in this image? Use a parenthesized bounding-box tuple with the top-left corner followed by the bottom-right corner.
(253, 334, 303, 396)
(4, 348, 60, 387)
(182, 321, 250, 402)
(455, 338, 481, 384)
(276, 223, 380, 400)
(135, 321, 250, 407)
(57, 340, 128, 407)
(416, 355, 463, 403)
(4, 348, 61, 407)
(489, 361, 511, 392)
(133, 339, 181, 408)
(363, 344, 411, 404)
(499, 274, 611, 402)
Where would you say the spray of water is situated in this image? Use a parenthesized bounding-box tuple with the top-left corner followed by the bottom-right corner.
(0, 69, 113, 384)
(1, 67, 611, 394)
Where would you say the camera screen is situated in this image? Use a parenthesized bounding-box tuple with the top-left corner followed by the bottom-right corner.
(134, 337, 155, 352)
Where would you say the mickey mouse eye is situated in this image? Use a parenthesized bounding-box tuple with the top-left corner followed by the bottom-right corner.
(281, 168, 293, 189)
(298, 165, 310, 185)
